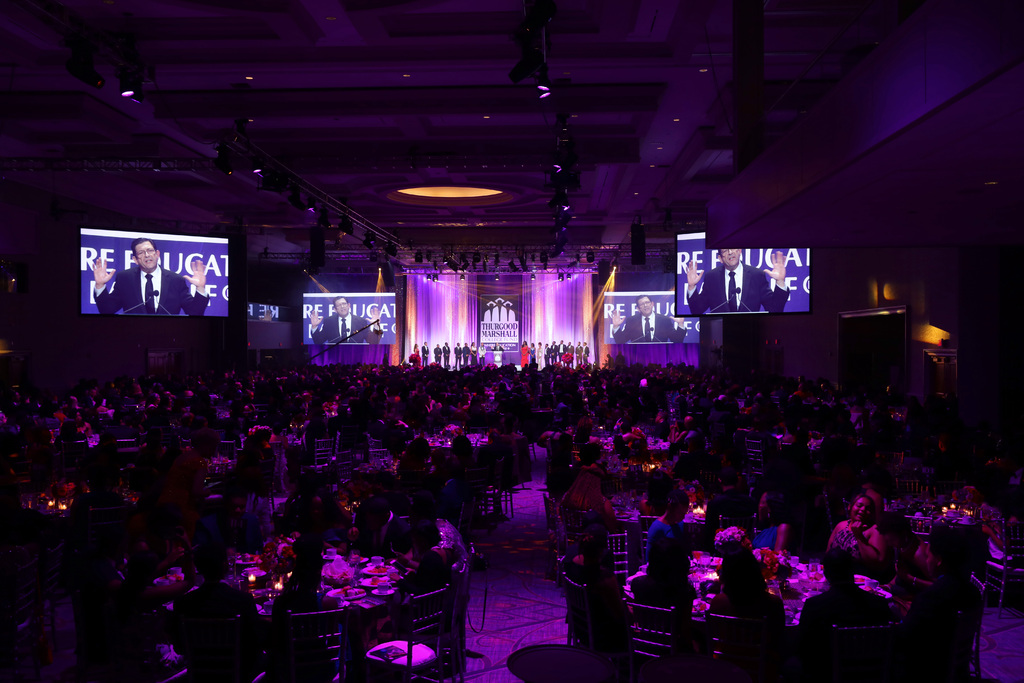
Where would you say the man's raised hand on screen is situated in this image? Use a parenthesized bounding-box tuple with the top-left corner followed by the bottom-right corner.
(309, 309, 322, 329)
(183, 259, 207, 294)
(610, 310, 624, 328)
(686, 259, 704, 291)
(762, 250, 787, 287)
(93, 257, 114, 290)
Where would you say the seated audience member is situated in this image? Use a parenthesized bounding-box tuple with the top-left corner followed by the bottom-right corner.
(437, 459, 472, 527)
(798, 548, 894, 682)
(703, 467, 756, 550)
(396, 519, 454, 595)
(561, 443, 620, 532)
(270, 534, 340, 683)
(876, 512, 934, 595)
(172, 542, 265, 681)
(409, 490, 467, 565)
(194, 486, 264, 555)
(398, 436, 430, 472)
(639, 470, 674, 517)
(752, 490, 795, 552)
(645, 489, 692, 562)
(115, 549, 196, 625)
(562, 524, 629, 654)
(826, 492, 889, 578)
(709, 544, 786, 679)
(629, 537, 695, 651)
(899, 526, 983, 683)
(348, 495, 411, 559)
(235, 451, 274, 538)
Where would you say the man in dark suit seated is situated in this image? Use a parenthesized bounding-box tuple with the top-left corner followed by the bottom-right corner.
(798, 548, 894, 682)
(92, 237, 209, 315)
(194, 487, 264, 555)
(348, 495, 411, 559)
(172, 543, 266, 682)
(703, 467, 756, 550)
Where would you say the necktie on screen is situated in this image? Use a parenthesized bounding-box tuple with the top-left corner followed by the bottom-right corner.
(728, 271, 737, 312)
(145, 273, 155, 314)
(340, 318, 348, 342)
(644, 317, 652, 342)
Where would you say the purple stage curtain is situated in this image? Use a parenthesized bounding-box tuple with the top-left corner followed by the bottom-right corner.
(404, 274, 478, 361)
(522, 274, 594, 353)
(309, 344, 391, 366)
(608, 344, 699, 367)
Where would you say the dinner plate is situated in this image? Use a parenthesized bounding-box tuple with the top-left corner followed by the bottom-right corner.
(863, 586, 892, 599)
(853, 574, 869, 585)
(360, 577, 394, 588)
(372, 588, 396, 596)
(692, 599, 710, 615)
(242, 568, 267, 578)
(362, 565, 391, 576)
(327, 587, 365, 600)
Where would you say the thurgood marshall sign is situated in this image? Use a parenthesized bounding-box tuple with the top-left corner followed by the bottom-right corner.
(479, 295, 520, 350)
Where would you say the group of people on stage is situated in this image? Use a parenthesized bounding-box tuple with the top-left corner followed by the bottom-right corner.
(407, 340, 592, 369)
(409, 342, 479, 369)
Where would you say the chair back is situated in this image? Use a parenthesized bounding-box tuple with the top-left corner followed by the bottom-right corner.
(335, 451, 354, 481)
(217, 440, 237, 459)
(457, 498, 475, 544)
(284, 608, 348, 683)
(40, 540, 64, 595)
(314, 438, 335, 462)
(1004, 520, 1024, 557)
(627, 602, 681, 659)
(950, 606, 983, 683)
(562, 576, 594, 649)
(831, 624, 894, 683)
(639, 516, 658, 556)
(705, 614, 769, 683)
(560, 506, 588, 546)
(181, 617, 242, 683)
(906, 514, 932, 537)
(607, 533, 629, 584)
(87, 505, 129, 551)
(744, 438, 766, 476)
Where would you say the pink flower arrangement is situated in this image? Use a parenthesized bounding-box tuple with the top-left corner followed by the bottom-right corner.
(714, 526, 752, 553)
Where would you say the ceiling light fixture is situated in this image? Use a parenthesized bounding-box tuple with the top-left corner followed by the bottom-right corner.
(587, 251, 595, 263)
(536, 63, 552, 98)
(385, 243, 398, 258)
(117, 66, 144, 102)
(415, 251, 424, 263)
(460, 273, 466, 281)
(339, 215, 354, 235)
(317, 207, 330, 229)
(362, 233, 375, 250)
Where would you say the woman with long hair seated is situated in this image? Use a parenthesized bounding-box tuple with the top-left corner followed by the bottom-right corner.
(752, 490, 795, 553)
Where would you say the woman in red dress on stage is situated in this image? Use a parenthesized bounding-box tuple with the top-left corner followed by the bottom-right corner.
(520, 342, 530, 369)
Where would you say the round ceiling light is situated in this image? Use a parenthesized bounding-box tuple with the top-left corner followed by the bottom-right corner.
(387, 186, 514, 207)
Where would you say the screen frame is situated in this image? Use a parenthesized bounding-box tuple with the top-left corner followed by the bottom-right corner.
(673, 231, 813, 317)
(78, 226, 232, 318)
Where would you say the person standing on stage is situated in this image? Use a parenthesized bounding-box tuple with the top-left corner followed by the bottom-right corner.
(583, 342, 591, 367)
(576, 342, 584, 366)
(422, 341, 429, 360)
(470, 342, 478, 366)
(529, 343, 537, 366)
(442, 342, 451, 369)
(520, 342, 530, 369)
(462, 342, 471, 368)
(453, 342, 462, 370)
(433, 343, 442, 365)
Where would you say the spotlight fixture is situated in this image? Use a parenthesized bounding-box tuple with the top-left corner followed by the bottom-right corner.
(558, 273, 564, 282)
(531, 272, 536, 280)
(415, 251, 424, 263)
(426, 251, 433, 261)
(259, 170, 289, 193)
(306, 196, 317, 213)
(586, 250, 595, 263)
(536, 63, 552, 98)
(65, 37, 104, 89)
(508, 259, 518, 272)
(362, 233, 375, 250)
(117, 66, 144, 102)
(213, 144, 232, 175)
(445, 256, 461, 272)
(433, 274, 439, 282)
(540, 252, 548, 267)
(339, 215, 354, 235)
(317, 207, 330, 229)
(460, 273, 466, 281)
(473, 252, 482, 264)
(385, 242, 398, 258)
(288, 185, 304, 210)
(548, 188, 569, 209)
(251, 157, 265, 176)
(509, 46, 545, 84)
(494, 272, 500, 281)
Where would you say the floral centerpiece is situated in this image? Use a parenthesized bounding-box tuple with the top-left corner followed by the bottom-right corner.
(683, 480, 705, 506)
(714, 526, 752, 553)
(259, 534, 298, 576)
(322, 557, 356, 587)
(441, 424, 464, 441)
(248, 425, 272, 443)
(752, 548, 794, 583)
(951, 485, 983, 505)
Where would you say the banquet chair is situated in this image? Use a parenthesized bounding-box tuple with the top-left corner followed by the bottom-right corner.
(968, 574, 985, 677)
(933, 480, 965, 497)
(718, 515, 757, 539)
(217, 440, 238, 460)
(282, 608, 348, 683)
(366, 586, 447, 683)
(626, 602, 683, 682)
(335, 451, 354, 482)
(443, 560, 472, 683)
(906, 515, 932, 537)
(951, 605, 984, 683)
(60, 440, 89, 479)
(180, 617, 243, 683)
(457, 498, 476, 546)
(830, 624, 894, 683)
(87, 504, 131, 552)
(543, 496, 564, 581)
(607, 533, 629, 585)
(985, 520, 1024, 617)
(0, 557, 41, 680)
(562, 575, 594, 648)
(639, 516, 657, 562)
(744, 438, 766, 481)
(40, 540, 65, 650)
(560, 506, 588, 547)
(896, 478, 924, 497)
(705, 614, 770, 683)
(271, 441, 287, 492)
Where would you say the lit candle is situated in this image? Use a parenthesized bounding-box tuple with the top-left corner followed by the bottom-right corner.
(58, 502, 67, 511)
(942, 506, 948, 514)
(248, 572, 256, 585)
(274, 580, 283, 591)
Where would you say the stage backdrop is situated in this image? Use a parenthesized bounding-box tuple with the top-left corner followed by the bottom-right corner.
(403, 273, 593, 365)
(306, 274, 391, 366)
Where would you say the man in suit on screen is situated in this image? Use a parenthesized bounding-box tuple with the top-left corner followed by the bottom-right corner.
(92, 237, 209, 316)
(685, 248, 789, 315)
(610, 294, 688, 343)
(309, 296, 379, 344)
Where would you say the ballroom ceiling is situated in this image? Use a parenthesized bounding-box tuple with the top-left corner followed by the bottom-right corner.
(0, 0, 898, 266)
